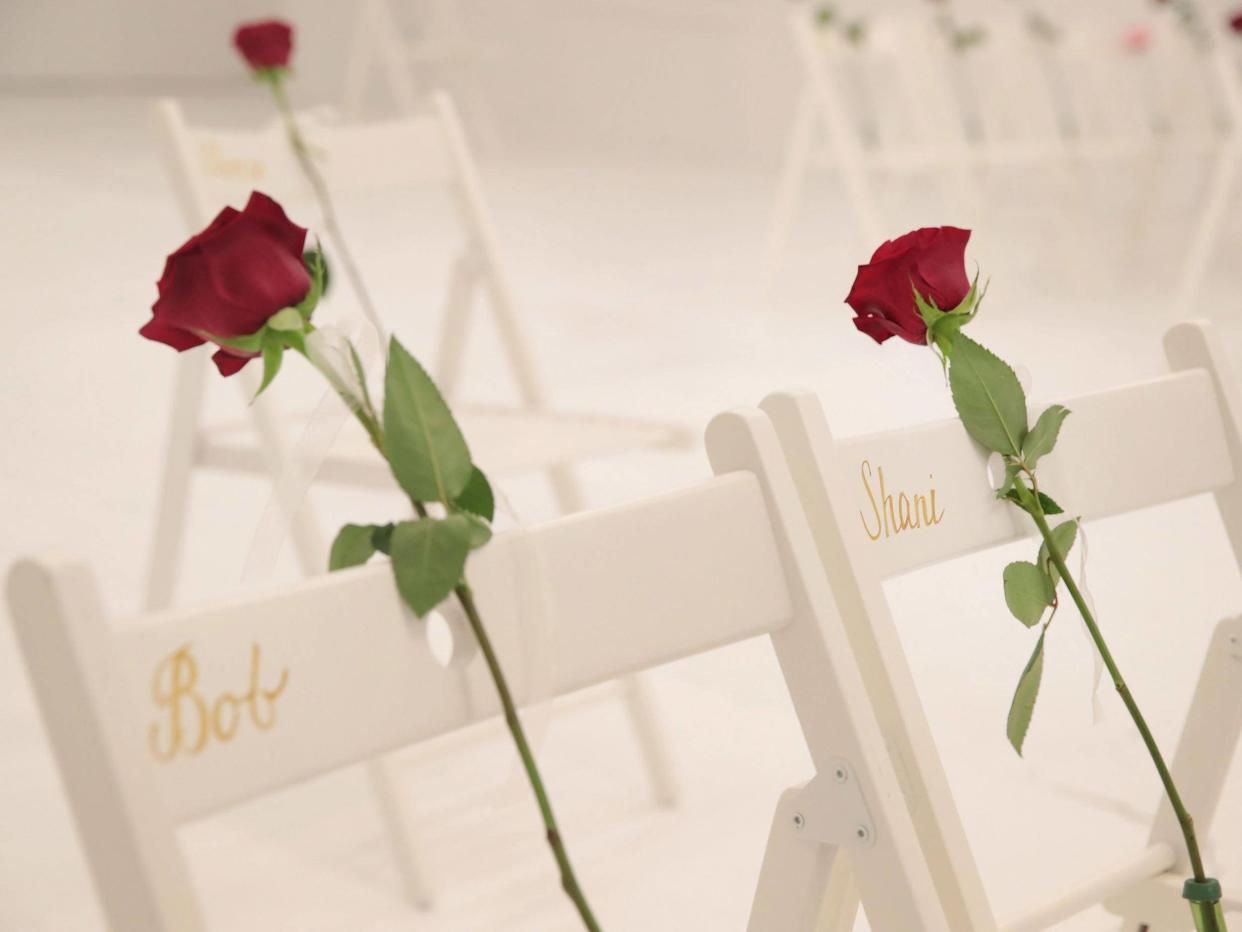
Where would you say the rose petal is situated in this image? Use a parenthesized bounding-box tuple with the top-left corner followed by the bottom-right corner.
(242, 191, 308, 258)
(852, 314, 899, 344)
(138, 315, 205, 352)
(203, 214, 310, 328)
(913, 226, 971, 310)
(152, 247, 269, 340)
(212, 347, 255, 377)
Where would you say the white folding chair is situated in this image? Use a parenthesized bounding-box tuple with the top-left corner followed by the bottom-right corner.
(748, 319, 1241, 930)
(340, 0, 502, 149)
(12, 323, 1239, 929)
(1172, 34, 1242, 318)
(7, 395, 960, 930)
(147, 92, 687, 906)
(765, 3, 1238, 284)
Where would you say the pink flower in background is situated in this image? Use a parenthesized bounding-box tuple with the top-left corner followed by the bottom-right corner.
(233, 19, 293, 71)
(1121, 23, 1153, 51)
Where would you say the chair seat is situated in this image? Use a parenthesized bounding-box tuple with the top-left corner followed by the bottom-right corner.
(197, 402, 695, 488)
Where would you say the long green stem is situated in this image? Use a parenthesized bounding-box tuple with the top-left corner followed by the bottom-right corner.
(1027, 509, 1210, 885)
(454, 584, 603, 931)
(267, 77, 386, 343)
(407, 498, 601, 929)
(271, 81, 600, 923)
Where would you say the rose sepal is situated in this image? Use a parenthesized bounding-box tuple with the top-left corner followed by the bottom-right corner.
(297, 246, 327, 318)
(916, 272, 984, 364)
(252, 66, 291, 87)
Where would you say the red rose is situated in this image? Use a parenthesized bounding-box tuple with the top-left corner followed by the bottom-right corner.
(140, 191, 310, 376)
(233, 19, 293, 71)
(845, 226, 971, 345)
(1230, 10, 1242, 32)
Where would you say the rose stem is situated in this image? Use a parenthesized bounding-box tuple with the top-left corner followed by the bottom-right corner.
(312, 316, 603, 930)
(1026, 506, 1217, 929)
(409, 501, 603, 931)
(266, 76, 387, 344)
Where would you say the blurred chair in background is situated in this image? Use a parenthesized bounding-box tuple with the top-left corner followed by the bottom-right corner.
(764, 0, 1241, 308)
(341, 0, 503, 149)
(145, 91, 687, 908)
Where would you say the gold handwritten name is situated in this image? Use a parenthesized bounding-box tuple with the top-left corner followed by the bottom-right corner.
(148, 642, 289, 762)
(199, 141, 267, 181)
(859, 459, 945, 541)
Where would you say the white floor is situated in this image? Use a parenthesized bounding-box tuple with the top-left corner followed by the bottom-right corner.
(2, 95, 1241, 930)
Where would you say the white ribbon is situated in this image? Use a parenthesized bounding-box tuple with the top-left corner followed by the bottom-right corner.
(1073, 522, 1108, 724)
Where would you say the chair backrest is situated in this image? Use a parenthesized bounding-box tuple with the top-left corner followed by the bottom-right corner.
(755, 319, 1242, 929)
(153, 90, 537, 406)
(152, 95, 460, 229)
(7, 403, 962, 932)
(3, 473, 774, 928)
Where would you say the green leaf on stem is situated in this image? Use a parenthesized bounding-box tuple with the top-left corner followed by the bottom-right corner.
(371, 523, 394, 555)
(948, 334, 1028, 456)
(995, 462, 1020, 499)
(1036, 491, 1064, 515)
(1038, 518, 1078, 588)
(462, 513, 493, 549)
(1022, 404, 1070, 469)
(390, 515, 474, 617)
(383, 337, 473, 504)
(453, 466, 496, 522)
(329, 523, 379, 571)
(1003, 561, 1054, 627)
(1007, 632, 1046, 756)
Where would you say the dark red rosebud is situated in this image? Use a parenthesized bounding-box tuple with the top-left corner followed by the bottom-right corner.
(845, 226, 972, 346)
(140, 192, 310, 376)
(233, 19, 294, 71)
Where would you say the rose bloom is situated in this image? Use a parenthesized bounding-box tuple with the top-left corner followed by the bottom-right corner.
(1231, 10, 1242, 32)
(139, 191, 310, 375)
(844, 226, 971, 345)
(233, 19, 294, 71)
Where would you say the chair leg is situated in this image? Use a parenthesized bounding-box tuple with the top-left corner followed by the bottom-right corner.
(618, 673, 680, 807)
(240, 377, 328, 575)
(432, 251, 479, 401)
(764, 85, 819, 285)
(1174, 143, 1239, 320)
(748, 787, 845, 932)
(144, 352, 209, 610)
(366, 756, 437, 909)
(816, 857, 860, 932)
(544, 459, 681, 806)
